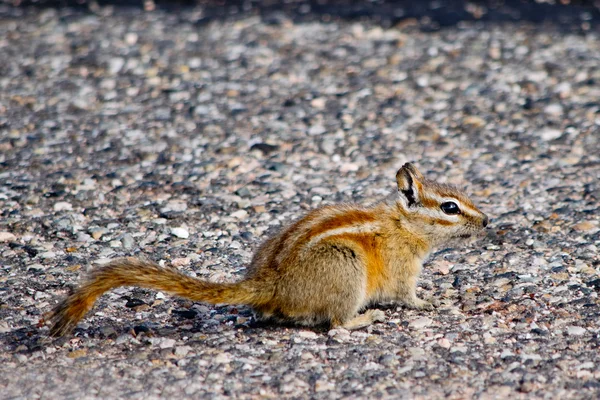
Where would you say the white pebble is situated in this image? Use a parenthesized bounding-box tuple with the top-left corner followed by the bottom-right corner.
(0, 232, 16, 242)
(124, 32, 138, 45)
(174, 346, 192, 357)
(0, 321, 11, 334)
(34, 291, 49, 300)
(500, 349, 515, 359)
(296, 330, 318, 340)
(171, 257, 190, 267)
(409, 317, 433, 329)
(327, 328, 351, 342)
(171, 227, 190, 239)
(53, 202, 73, 211)
(148, 337, 176, 349)
(308, 125, 326, 136)
(537, 128, 562, 141)
(39, 251, 57, 260)
(231, 210, 248, 220)
(315, 379, 335, 392)
(544, 104, 563, 116)
(161, 200, 188, 213)
(340, 163, 359, 172)
(566, 326, 586, 336)
(214, 353, 232, 364)
(109, 57, 125, 74)
(408, 347, 426, 359)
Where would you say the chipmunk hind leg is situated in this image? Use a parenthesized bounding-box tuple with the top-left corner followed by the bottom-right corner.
(268, 242, 374, 328)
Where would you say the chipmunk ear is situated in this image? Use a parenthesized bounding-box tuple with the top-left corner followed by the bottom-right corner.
(396, 163, 424, 207)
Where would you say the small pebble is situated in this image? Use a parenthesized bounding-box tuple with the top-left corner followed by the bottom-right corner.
(537, 128, 562, 141)
(231, 210, 248, 220)
(53, 202, 73, 212)
(171, 257, 191, 267)
(409, 317, 433, 330)
(296, 331, 318, 340)
(174, 346, 192, 357)
(572, 221, 598, 232)
(544, 104, 563, 116)
(566, 326, 586, 336)
(0, 232, 16, 242)
(171, 227, 190, 239)
(121, 233, 135, 249)
(148, 338, 176, 349)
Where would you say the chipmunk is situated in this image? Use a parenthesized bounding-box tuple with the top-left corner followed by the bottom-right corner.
(47, 163, 488, 337)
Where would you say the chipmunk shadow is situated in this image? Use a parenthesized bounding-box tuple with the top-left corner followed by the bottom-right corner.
(0, 327, 49, 355)
(45, 304, 393, 341)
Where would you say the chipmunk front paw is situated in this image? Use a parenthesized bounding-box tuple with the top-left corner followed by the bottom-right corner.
(405, 297, 437, 311)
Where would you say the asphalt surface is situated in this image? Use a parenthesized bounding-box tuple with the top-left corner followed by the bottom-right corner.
(1, 2, 600, 399)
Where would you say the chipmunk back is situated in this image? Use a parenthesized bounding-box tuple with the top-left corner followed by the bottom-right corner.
(47, 163, 488, 337)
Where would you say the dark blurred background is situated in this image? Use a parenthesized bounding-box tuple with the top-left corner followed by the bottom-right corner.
(1, 0, 600, 29)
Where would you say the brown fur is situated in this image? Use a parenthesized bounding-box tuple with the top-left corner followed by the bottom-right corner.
(47, 163, 488, 337)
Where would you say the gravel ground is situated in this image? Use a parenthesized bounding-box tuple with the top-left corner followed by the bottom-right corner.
(1, 2, 600, 399)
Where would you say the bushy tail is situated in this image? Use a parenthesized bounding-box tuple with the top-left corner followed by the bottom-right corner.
(47, 257, 267, 337)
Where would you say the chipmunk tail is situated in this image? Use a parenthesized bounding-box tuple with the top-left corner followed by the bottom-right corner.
(47, 257, 268, 337)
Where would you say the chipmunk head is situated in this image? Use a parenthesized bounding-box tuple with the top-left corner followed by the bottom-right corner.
(395, 163, 488, 246)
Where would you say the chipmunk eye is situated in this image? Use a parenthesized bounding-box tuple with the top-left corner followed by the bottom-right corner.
(440, 201, 460, 215)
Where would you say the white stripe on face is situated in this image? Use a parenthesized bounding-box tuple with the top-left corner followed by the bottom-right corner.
(418, 206, 460, 222)
(423, 193, 482, 219)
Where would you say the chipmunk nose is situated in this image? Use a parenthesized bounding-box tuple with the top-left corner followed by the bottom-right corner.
(482, 214, 489, 228)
